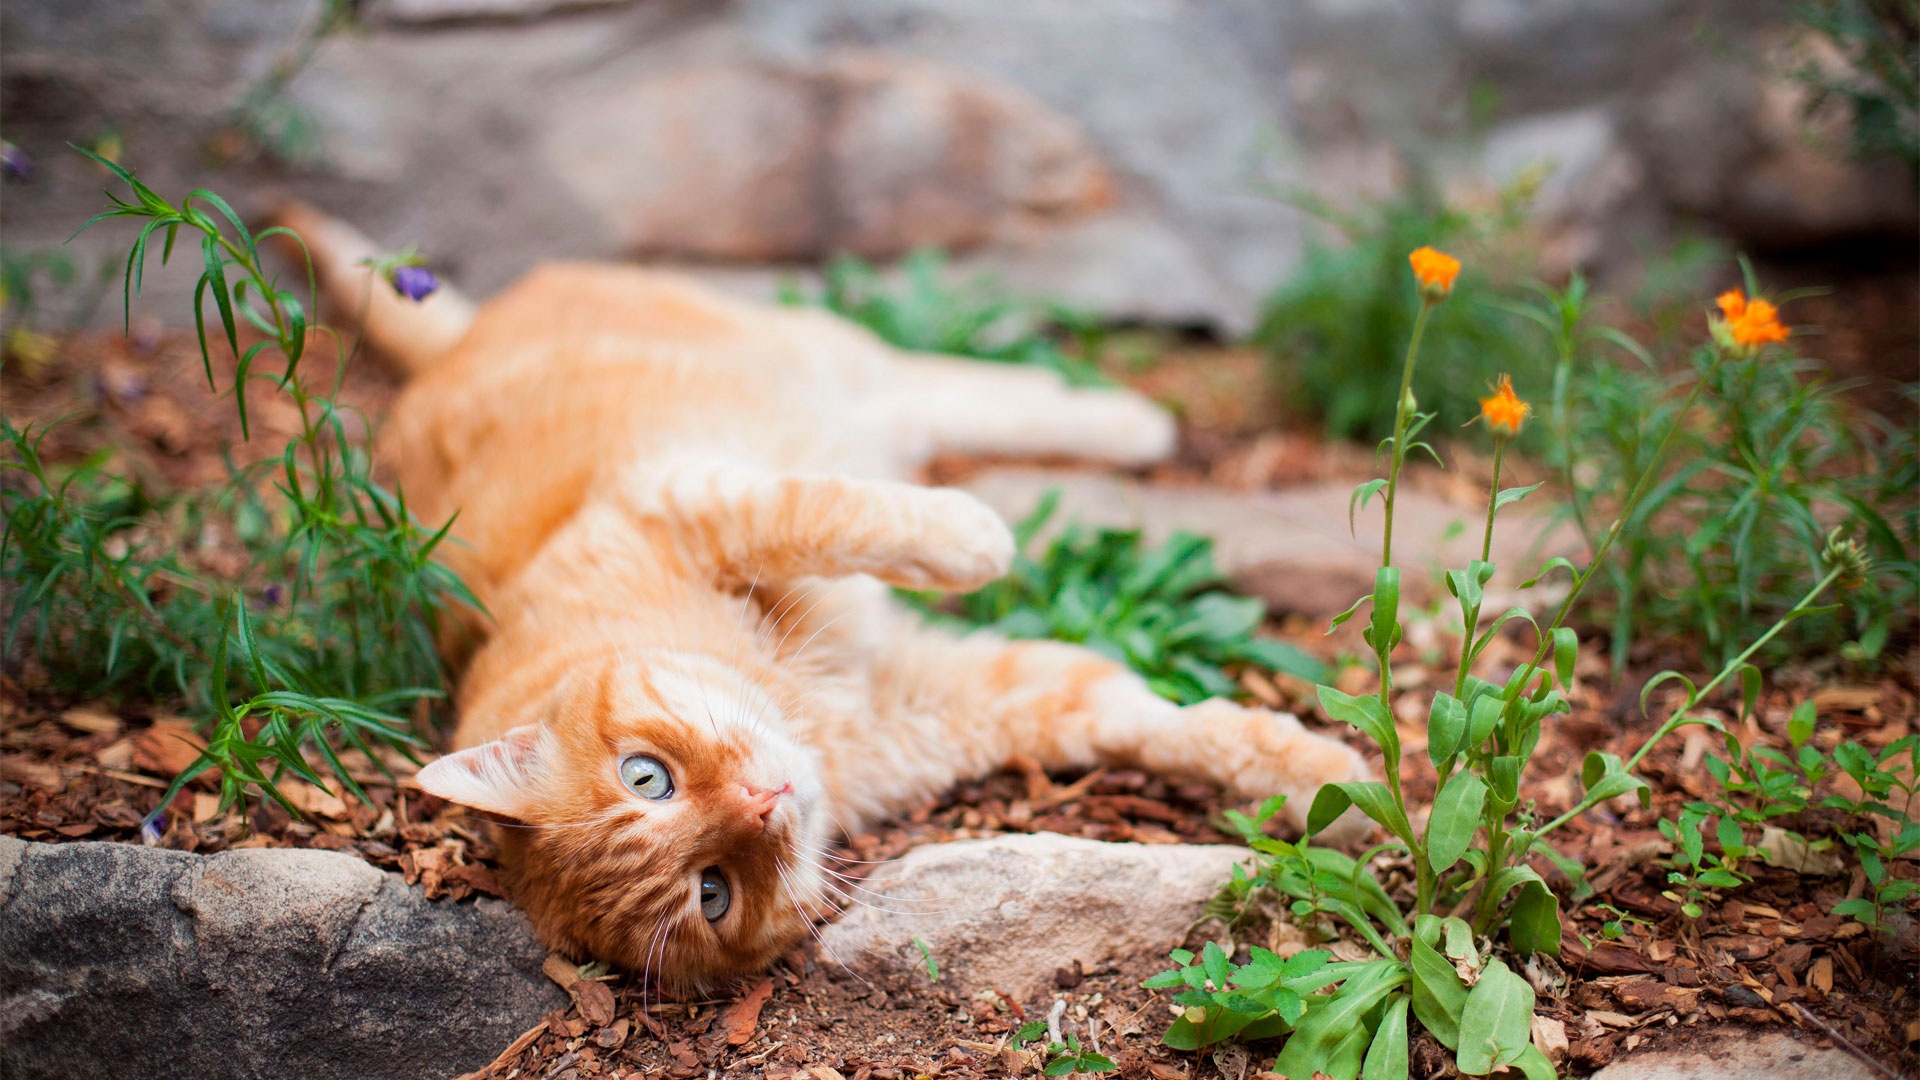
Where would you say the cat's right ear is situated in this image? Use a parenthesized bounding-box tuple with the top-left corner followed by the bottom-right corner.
(414, 723, 549, 817)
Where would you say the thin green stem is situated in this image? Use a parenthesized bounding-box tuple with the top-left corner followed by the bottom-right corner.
(1380, 299, 1434, 570)
(1481, 441, 1504, 565)
(1496, 346, 1736, 722)
(1621, 564, 1846, 772)
(1531, 565, 1844, 843)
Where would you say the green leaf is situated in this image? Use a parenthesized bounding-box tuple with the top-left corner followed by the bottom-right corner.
(1517, 556, 1577, 590)
(1271, 962, 1407, 1080)
(1788, 700, 1816, 749)
(1552, 627, 1578, 689)
(1308, 781, 1413, 844)
(1360, 995, 1410, 1080)
(1364, 567, 1401, 658)
(1426, 772, 1487, 874)
(1493, 482, 1545, 511)
(1318, 684, 1400, 776)
(1638, 669, 1697, 720)
(1455, 958, 1535, 1075)
(1427, 692, 1467, 767)
(1508, 881, 1562, 958)
(1328, 592, 1371, 635)
(1349, 478, 1388, 535)
(1407, 934, 1467, 1051)
(1581, 751, 1652, 809)
(1466, 692, 1503, 749)
(1738, 665, 1762, 725)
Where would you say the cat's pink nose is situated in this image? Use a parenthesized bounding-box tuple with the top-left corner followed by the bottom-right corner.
(741, 783, 791, 826)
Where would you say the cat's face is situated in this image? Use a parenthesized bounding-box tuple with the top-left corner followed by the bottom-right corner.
(417, 653, 829, 987)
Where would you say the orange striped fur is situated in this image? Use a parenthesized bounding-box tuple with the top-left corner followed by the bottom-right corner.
(281, 204, 1369, 989)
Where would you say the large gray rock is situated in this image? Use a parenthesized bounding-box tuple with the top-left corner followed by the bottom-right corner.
(2, 0, 1905, 337)
(543, 50, 1116, 262)
(816, 833, 1246, 1000)
(1590, 1029, 1879, 1080)
(0, 836, 564, 1080)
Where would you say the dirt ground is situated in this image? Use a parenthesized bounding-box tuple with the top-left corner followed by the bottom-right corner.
(2, 320, 1916, 1079)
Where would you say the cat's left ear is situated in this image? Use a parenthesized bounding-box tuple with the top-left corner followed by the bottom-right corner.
(415, 723, 549, 817)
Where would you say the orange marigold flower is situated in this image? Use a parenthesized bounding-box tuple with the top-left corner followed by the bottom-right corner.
(1479, 374, 1530, 437)
(1409, 246, 1461, 298)
(1713, 288, 1791, 349)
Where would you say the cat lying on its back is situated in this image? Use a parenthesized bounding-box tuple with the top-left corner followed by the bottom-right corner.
(280, 203, 1371, 989)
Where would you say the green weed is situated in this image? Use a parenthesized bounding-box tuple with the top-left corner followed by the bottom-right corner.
(782, 249, 1107, 386)
(1514, 265, 1919, 672)
(1, 147, 474, 821)
(902, 491, 1325, 704)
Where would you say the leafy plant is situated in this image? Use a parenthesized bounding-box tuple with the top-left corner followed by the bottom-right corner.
(1144, 248, 1864, 1077)
(902, 491, 1325, 704)
(1511, 264, 1917, 672)
(216, 0, 364, 164)
(1011, 1023, 1118, 1076)
(1784, 0, 1920, 172)
(1253, 177, 1548, 443)
(1, 146, 474, 819)
(782, 248, 1106, 386)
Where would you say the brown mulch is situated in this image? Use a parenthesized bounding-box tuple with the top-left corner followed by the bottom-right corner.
(3, 330, 1917, 1079)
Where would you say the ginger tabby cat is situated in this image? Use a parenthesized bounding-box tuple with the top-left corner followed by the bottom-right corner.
(280, 204, 1370, 990)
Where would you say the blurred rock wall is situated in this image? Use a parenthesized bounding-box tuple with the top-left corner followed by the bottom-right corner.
(2, 0, 1913, 334)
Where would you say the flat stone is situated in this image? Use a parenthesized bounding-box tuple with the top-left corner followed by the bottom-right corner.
(0, 836, 564, 1080)
(815, 832, 1245, 1000)
(1590, 1029, 1879, 1080)
(962, 467, 1576, 618)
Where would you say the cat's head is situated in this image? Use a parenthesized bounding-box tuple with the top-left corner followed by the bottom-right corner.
(416, 652, 829, 988)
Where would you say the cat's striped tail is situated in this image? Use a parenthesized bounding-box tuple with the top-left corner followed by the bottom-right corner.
(269, 200, 476, 376)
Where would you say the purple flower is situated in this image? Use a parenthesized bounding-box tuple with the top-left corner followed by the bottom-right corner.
(1, 141, 32, 182)
(140, 812, 165, 846)
(389, 264, 439, 303)
(263, 583, 284, 608)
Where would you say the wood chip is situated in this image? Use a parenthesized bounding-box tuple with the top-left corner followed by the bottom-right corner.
(1810, 956, 1834, 993)
(131, 719, 207, 777)
(60, 707, 124, 736)
(719, 977, 775, 1046)
(543, 953, 581, 991)
(572, 977, 616, 1028)
(1587, 1010, 1638, 1027)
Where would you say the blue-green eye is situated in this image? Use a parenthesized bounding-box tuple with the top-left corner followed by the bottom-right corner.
(699, 867, 730, 921)
(618, 754, 673, 799)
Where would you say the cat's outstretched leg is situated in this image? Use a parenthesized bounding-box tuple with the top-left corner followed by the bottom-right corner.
(886, 354, 1177, 467)
(850, 619, 1373, 841)
(617, 459, 1015, 592)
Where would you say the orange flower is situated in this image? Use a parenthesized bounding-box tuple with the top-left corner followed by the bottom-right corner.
(1409, 246, 1461, 298)
(1714, 288, 1790, 348)
(1479, 374, 1530, 437)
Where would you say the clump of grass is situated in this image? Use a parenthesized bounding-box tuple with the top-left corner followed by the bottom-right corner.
(1254, 177, 1548, 444)
(902, 491, 1325, 705)
(1, 147, 474, 819)
(783, 248, 1108, 386)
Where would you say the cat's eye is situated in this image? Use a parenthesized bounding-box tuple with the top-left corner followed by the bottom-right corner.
(699, 867, 731, 921)
(618, 754, 673, 800)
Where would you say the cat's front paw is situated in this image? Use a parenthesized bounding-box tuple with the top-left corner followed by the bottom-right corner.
(890, 489, 1015, 592)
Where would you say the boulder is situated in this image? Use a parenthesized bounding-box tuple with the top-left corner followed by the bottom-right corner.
(1590, 1029, 1879, 1080)
(0, 836, 564, 1080)
(543, 51, 1116, 262)
(815, 833, 1245, 1000)
(961, 467, 1576, 619)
